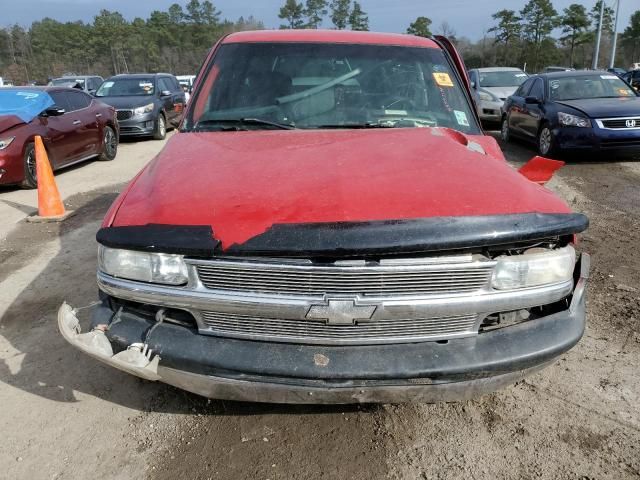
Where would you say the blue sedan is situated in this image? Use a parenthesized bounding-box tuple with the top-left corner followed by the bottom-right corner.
(501, 71, 640, 157)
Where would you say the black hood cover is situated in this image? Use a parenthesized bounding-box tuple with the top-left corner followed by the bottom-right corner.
(97, 213, 589, 259)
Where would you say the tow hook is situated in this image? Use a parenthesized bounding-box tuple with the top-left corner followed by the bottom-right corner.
(57, 302, 161, 381)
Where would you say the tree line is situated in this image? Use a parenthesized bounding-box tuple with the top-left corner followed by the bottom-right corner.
(278, 0, 368, 31)
(428, 0, 639, 72)
(1, 0, 639, 85)
(0, 0, 263, 85)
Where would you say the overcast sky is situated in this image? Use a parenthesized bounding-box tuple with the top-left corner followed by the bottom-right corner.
(3, 0, 636, 40)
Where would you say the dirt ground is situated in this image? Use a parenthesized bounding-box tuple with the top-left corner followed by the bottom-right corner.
(0, 132, 639, 480)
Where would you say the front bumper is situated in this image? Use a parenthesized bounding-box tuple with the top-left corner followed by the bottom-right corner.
(117, 112, 156, 137)
(58, 255, 590, 404)
(554, 125, 640, 154)
(477, 99, 504, 123)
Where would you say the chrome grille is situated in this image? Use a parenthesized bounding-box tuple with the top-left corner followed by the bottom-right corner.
(201, 311, 479, 345)
(195, 258, 494, 296)
(597, 117, 640, 129)
(116, 109, 133, 121)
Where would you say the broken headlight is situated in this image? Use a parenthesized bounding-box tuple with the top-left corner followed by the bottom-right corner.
(491, 246, 575, 290)
(98, 246, 188, 285)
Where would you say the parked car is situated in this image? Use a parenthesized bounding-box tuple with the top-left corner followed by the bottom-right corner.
(0, 86, 118, 188)
(95, 73, 186, 140)
(501, 71, 640, 157)
(607, 67, 627, 77)
(176, 74, 196, 91)
(621, 70, 640, 91)
(468, 67, 528, 124)
(542, 66, 575, 73)
(48, 75, 104, 95)
(59, 29, 589, 404)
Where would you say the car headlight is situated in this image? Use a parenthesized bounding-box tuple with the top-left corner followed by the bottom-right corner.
(492, 246, 576, 290)
(0, 136, 15, 150)
(98, 246, 188, 285)
(478, 90, 498, 102)
(133, 103, 155, 116)
(558, 112, 590, 128)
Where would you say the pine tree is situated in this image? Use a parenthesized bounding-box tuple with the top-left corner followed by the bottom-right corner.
(330, 0, 351, 30)
(278, 0, 305, 29)
(304, 0, 328, 29)
(348, 2, 369, 31)
(407, 17, 432, 38)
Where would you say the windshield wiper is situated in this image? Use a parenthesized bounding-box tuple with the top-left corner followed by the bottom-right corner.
(306, 122, 397, 129)
(192, 118, 296, 131)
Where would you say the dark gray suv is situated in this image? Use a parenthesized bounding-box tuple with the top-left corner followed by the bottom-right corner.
(95, 73, 186, 140)
(48, 75, 104, 95)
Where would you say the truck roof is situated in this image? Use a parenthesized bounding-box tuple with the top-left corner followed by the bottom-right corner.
(223, 29, 439, 49)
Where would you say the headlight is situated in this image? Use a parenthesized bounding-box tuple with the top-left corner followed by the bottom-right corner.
(478, 90, 498, 102)
(0, 136, 15, 150)
(492, 246, 576, 290)
(558, 112, 590, 128)
(98, 246, 188, 285)
(133, 103, 155, 116)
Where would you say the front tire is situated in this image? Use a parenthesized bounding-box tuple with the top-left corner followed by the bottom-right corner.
(153, 113, 167, 140)
(21, 142, 37, 189)
(500, 116, 510, 143)
(537, 124, 556, 157)
(98, 126, 118, 161)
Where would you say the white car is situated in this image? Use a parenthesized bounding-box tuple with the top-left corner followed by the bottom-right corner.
(468, 67, 528, 124)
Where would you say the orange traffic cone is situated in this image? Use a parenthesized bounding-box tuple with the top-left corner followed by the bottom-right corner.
(26, 135, 73, 222)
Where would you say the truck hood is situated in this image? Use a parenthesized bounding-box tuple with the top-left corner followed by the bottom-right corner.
(110, 128, 572, 249)
(555, 97, 640, 118)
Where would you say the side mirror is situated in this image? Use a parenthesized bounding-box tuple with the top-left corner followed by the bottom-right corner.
(525, 96, 541, 104)
(160, 90, 172, 97)
(43, 106, 66, 116)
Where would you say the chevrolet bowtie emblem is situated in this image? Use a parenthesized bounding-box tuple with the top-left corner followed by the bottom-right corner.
(306, 299, 377, 326)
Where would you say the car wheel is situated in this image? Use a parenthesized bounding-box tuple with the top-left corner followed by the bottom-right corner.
(21, 142, 38, 189)
(99, 126, 118, 161)
(501, 117, 510, 143)
(537, 125, 556, 157)
(153, 114, 167, 140)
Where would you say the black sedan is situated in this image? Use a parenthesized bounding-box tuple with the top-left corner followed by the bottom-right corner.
(501, 71, 640, 157)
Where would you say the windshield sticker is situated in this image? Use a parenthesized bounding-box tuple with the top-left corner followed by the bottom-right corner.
(433, 72, 454, 87)
(384, 109, 408, 116)
(550, 80, 560, 90)
(454, 110, 470, 127)
(600, 75, 618, 80)
(515, 73, 528, 77)
(102, 81, 114, 88)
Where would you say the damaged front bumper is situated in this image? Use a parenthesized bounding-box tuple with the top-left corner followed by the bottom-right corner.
(57, 254, 590, 404)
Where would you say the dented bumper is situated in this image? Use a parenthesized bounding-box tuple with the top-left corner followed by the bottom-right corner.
(57, 254, 589, 404)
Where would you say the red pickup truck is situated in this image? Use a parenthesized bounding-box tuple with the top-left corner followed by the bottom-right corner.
(59, 30, 589, 404)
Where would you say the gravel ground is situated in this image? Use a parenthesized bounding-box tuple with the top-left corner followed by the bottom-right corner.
(0, 132, 638, 480)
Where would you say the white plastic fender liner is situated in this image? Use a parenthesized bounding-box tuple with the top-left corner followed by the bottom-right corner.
(57, 302, 161, 381)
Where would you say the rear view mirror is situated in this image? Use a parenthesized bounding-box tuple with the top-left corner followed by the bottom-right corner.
(525, 96, 540, 104)
(160, 90, 172, 97)
(44, 106, 65, 116)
